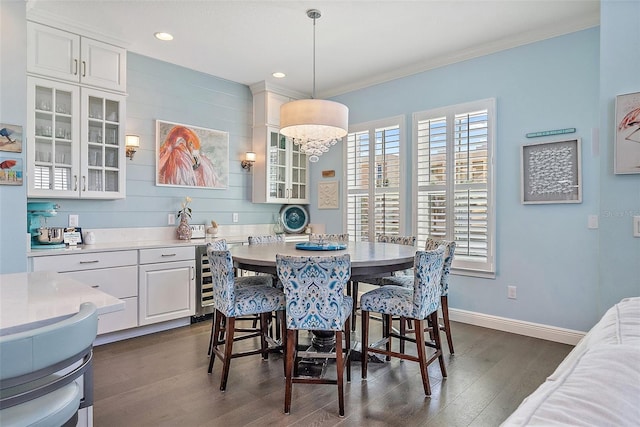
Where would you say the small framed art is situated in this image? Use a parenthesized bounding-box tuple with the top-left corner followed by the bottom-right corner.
(521, 138, 582, 204)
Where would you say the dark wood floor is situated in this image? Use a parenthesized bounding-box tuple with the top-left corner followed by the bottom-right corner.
(92, 317, 572, 426)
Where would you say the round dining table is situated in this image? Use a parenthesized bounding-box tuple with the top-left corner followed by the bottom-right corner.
(230, 240, 417, 281)
(231, 240, 417, 361)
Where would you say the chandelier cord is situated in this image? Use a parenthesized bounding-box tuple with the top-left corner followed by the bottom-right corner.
(311, 12, 317, 99)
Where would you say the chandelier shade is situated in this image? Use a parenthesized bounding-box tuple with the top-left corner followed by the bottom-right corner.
(279, 9, 349, 162)
(280, 99, 349, 142)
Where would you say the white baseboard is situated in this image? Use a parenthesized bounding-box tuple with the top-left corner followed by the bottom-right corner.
(449, 308, 585, 345)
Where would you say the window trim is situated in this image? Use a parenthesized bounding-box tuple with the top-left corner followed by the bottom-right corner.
(343, 115, 407, 241)
(412, 98, 496, 276)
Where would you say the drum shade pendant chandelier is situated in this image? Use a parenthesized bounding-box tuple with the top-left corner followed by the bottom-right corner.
(279, 9, 349, 162)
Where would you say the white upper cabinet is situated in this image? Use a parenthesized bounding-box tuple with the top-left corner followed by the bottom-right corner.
(27, 21, 126, 93)
(250, 82, 309, 204)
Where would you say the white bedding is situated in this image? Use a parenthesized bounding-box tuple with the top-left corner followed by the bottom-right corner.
(501, 297, 640, 426)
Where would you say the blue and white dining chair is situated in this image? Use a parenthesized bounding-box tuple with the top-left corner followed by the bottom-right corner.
(0, 302, 98, 427)
(206, 240, 274, 355)
(378, 238, 456, 354)
(352, 234, 417, 330)
(360, 246, 447, 396)
(207, 247, 286, 391)
(309, 233, 350, 243)
(276, 254, 352, 417)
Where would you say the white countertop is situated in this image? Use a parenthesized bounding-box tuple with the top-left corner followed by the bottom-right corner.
(27, 225, 312, 257)
(0, 271, 125, 335)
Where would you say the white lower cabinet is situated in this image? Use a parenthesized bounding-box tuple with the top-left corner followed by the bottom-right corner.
(31, 250, 138, 335)
(138, 247, 195, 326)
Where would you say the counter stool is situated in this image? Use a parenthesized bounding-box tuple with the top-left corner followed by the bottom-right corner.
(0, 302, 98, 427)
(206, 240, 273, 356)
(276, 254, 352, 416)
(207, 247, 286, 391)
(361, 247, 447, 396)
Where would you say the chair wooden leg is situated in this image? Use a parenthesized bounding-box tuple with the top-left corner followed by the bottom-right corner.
(208, 310, 216, 356)
(284, 329, 296, 414)
(219, 316, 235, 391)
(351, 282, 358, 331)
(361, 310, 369, 379)
(414, 318, 432, 396)
(345, 316, 351, 382)
(431, 311, 447, 378)
(260, 312, 269, 360)
(384, 314, 392, 361)
(279, 310, 287, 376)
(399, 315, 407, 354)
(441, 295, 454, 354)
(335, 330, 345, 417)
(208, 310, 224, 374)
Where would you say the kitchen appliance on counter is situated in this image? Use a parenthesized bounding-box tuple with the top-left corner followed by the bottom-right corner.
(27, 202, 65, 249)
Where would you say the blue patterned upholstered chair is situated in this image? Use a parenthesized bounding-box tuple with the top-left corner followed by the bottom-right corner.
(0, 302, 98, 427)
(206, 240, 274, 355)
(351, 234, 417, 330)
(360, 247, 447, 396)
(379, 238, 456, 354)
(207, 246, 286, 391)
(276, 254, 352, 416)
(309, 233, 350, 243)
(247, 234, 286, 245)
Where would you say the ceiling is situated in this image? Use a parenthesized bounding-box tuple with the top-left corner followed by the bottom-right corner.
(26, 0, 600, 98)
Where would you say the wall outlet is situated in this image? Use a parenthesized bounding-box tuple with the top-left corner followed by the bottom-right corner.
(232, 213, 239, 223)
(507, 285, 517, 299)
(634, 216, 640, 237)
(587, 214, 598, 229)
(168, 214, 175, 225)
(69, 214, 79, 227)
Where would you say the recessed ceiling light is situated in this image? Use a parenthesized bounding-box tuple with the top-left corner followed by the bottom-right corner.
(272, 72, 286, 79)
(154, 32, 174, 41)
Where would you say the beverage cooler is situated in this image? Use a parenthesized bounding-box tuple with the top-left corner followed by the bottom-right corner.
(193, 245, 214, 321)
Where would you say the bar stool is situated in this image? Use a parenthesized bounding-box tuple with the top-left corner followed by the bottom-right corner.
(207, 247, 286, 391)
(276, 254, 352, 416)
(360, 247, 447, 396)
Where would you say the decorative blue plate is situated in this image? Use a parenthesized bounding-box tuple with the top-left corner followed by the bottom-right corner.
(280, 205, 309, 234)
(295, 242, 347, 251)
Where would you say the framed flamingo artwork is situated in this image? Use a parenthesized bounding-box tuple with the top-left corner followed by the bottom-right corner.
(615, 91, 640, 174)
(156, 120, 229, 189)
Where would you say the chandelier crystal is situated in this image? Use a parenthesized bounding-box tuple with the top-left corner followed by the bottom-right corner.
(279, 9, 349, 162)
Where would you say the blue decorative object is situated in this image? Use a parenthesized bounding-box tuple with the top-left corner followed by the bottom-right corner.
(526, 128, 576, 138)
(280, 205, 309, 233)
(295, 241, 347, 251)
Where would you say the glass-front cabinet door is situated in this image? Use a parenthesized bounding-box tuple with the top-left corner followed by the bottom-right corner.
(27, 77, 80, 198)
(266, 129, 308, 204)
(27, 77, 125, 199)
(80, 88, 126, 198)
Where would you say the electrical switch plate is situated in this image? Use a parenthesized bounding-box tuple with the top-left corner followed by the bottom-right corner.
(69, 214, 79, 227)
(232, 213, 239, 223)
(168, 214, 175, 225)
(587, 214, 598, 229)
(634, 216, 640, 237)
(507, 285, 517, 299)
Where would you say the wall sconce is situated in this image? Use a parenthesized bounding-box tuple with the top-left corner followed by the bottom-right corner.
(125, 135, 140, 160)
(241, 151, 256, 171)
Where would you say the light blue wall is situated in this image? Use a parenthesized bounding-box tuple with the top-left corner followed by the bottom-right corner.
(312, 28, 603, 331)
(0, 1, 28, 273)
(32, 53, 279, 229)
(598, 0, 640, 314)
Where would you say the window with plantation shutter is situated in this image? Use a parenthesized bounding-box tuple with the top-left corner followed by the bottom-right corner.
(414, 99, 495, 275)
(346, 117, 405, 242)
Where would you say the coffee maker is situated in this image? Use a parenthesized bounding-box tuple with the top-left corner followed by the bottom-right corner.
(27, 202, 65, 249)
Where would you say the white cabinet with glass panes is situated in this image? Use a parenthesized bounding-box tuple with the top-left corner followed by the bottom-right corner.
(252, 127, 309, 204)
(27, 76, 126, 199)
